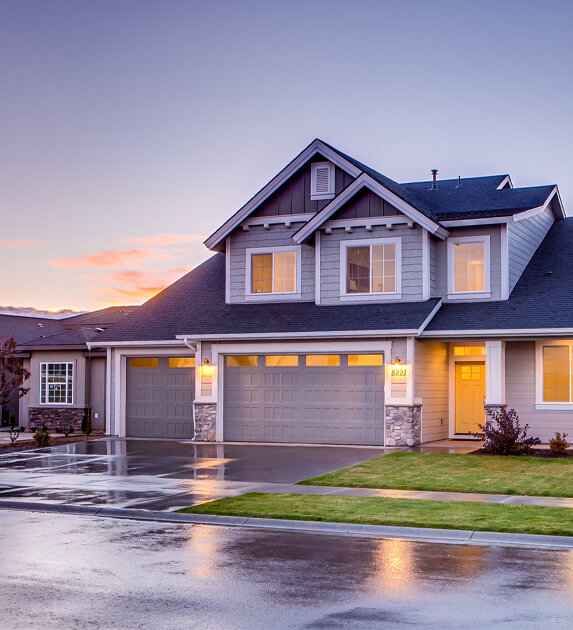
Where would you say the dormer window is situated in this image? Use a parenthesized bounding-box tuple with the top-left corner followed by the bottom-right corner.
(310, 162, 335, 200)
(447, 236, 491, 298)
(246, 246, 301, 299)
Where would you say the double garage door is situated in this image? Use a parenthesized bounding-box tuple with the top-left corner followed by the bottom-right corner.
(126, 356, 195, 438)
(223, 353, 385, 445)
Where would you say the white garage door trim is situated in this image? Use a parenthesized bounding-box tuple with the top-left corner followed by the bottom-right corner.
(210, 341, 393, 444)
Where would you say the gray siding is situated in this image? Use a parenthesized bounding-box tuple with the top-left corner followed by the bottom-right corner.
(337, 190, 400, 219)
(228, 224, 315, 303)
(505, 341, 573, 442)
(507, 207, 554, 294)
(415, 341, 449, 442)
(430, 235, 440, 298)
(434, 226, 502, 301)
(253, 163, 353, 217)
(319, 225, 424, 305)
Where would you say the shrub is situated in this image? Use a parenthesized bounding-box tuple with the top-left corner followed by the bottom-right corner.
(9, 425, 20, 446)
(549, 432, 569, 456)
(82, 411, 92, 438)
(28, 424, 38, 432)
(64, 425, 74, 437)
(34, 428, 50, 448)
(53, 425, 63, 433)
(473, 408, 541, 455)
(19, 426, 26, 432)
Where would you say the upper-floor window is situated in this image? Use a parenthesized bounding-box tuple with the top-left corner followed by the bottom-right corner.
(246, 246, 300, 297)
(310, 161, 335, 200)
(447, 235, 490, 298)
(40, 362, 73, 404)
(340, 238, 401, 299)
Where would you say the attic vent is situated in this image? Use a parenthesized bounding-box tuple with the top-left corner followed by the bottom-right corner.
(311, 161, 335, 200)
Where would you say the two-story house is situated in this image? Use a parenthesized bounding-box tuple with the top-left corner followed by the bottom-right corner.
(87, 139, 570, 446)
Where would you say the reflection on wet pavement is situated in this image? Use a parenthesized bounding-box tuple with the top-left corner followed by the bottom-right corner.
(0, 438, 387, 510)
(1, 510, 571, 629)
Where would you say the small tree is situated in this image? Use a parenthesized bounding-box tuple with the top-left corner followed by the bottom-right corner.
(0, 337, 30, 416)
(473, 408, 540, 455)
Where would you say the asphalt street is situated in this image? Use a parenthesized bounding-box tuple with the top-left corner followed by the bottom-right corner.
(1, 509, 571, 629)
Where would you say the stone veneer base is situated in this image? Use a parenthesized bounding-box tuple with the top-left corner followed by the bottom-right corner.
(194, 403, 216, 441)
(385, 405, 422, 447)
(28, 407, 90, 431)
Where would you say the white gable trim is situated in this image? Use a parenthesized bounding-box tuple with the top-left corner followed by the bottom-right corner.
(204, 140, 361, 251)
(293, 173, 448, 244)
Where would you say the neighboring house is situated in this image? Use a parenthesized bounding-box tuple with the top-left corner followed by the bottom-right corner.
(89, 138, 570, 446)
(1, 307, 135, 430)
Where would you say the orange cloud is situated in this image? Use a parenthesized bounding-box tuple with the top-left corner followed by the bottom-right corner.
(93, 267, 191, 303)
(49, 247, 169, 269)
(123, 233, 203, 246)
(1, 239, 44, 248)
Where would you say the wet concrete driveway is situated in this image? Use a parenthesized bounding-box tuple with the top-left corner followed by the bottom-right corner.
(1, 509, 572, 629)
(0, 438, 385, 510)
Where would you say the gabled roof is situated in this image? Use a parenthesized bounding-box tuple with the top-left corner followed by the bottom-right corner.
(61, 306, 138, 328)
(19, 327, 104, 349)
(424, 218, 573, 334)
(203, 139, 362, 252)
(95, 254, 441, 342)
(0, 315, 64, 345)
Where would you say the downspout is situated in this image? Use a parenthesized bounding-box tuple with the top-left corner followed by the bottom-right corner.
(182, 338, 198, 440)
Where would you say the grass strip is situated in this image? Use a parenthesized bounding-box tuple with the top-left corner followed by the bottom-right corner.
(296, 452, 573, 498)
(178, 493, 573, 537)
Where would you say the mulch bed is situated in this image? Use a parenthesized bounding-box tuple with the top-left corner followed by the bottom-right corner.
(473, 448, 573, 459)
(0, 434, 105, 452)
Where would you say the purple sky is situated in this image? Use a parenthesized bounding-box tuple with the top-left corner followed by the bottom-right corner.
(1, 0, 572, 311)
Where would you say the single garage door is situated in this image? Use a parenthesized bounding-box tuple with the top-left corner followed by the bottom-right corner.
(223, 353, 384, 445)
(126, 356, 195, 438)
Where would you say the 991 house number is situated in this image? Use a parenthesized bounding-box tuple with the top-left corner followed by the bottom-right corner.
(390, 366, 407, 377)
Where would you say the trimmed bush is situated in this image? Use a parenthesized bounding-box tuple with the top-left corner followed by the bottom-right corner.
(549, 432, 569, 456)
(474, 408, 540, 455)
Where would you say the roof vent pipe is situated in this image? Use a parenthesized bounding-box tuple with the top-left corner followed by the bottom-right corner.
(430, 169, 438, 190)
(455, 176, 462, 189)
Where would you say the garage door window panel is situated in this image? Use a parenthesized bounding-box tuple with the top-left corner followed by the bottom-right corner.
(130, 358, 159, 369)
(168, 357, 195, 368)
(265, 355, 299, 367)
(226, 355, 259, 367)
(305, 355, 341, 367)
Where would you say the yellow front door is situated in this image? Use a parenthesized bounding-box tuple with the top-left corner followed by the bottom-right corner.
(455, 362, 485, 434)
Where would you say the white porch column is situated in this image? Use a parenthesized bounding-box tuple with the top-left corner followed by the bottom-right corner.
(485, 341, 506, 405)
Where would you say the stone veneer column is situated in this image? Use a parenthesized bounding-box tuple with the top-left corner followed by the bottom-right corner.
(385, 405, 422, 446)
(28, 407, 89, 430)
(483, 404, 507, 426)
(193, 403, 217, 441)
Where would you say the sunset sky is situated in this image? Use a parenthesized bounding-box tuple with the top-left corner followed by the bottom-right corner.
(2, 0, 572, 313)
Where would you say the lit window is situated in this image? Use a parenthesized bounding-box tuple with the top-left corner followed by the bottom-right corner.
(251, 250, 297, 294)
(348, 354, 384, 366)
(168, 357, 195, 368)
(226, 355, 259, 367)
(130, 358, 159, 369)
(40, 363, 73, 404)
(454, 346, 485, 356)
(265, 355, 299, 367)
(453, 241, 485, 293)
(543, 346, 571, 402)
(305, 355, 340, 367)
(345, 242, 398, 294)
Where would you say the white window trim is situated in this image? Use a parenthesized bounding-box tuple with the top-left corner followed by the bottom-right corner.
(447, 235, 491, 299)
(535, 340, 573, 409)
(39, 361, 74, 406)
(310, 161, 335, 200)
(339, 237, 402, 301)
(245, 245, 301, 301)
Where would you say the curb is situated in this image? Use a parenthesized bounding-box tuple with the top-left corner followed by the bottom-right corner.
(1, 500, 572, 550)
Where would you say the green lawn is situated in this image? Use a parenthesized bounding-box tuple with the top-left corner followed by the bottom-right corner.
(179, 493, 573, 537)
(296, 452, 573, 497)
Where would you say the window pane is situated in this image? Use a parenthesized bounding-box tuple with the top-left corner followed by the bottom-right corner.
(130, 358, 159, 368)
(371, 244, 396, 293)
(41, 362, 73, 404)
(305, 355, 340, 367)
(273, 251, 296, 293)
(265, 355, 299, 367)
(454, 346, 485, 356)
(348, 354, 383, 367)
(454, 241, 485, 293)
(347, 246, 370, 293)
(169, 357, 195, 368)
(251, 254, 273, 293)
(543, 346, 570, 402)
(226, 355, 258, 367)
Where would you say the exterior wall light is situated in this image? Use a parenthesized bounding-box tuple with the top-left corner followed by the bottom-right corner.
(201, 358, 214, 377)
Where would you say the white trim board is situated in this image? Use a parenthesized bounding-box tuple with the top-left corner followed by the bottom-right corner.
(204, 139, 361, 251)
(177, 329, 421, 342)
